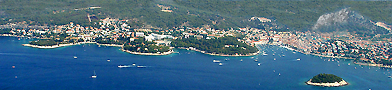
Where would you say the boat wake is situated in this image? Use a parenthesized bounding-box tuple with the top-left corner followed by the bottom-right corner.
(118, 64, 150, 68)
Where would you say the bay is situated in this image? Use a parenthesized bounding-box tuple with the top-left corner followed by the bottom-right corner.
(0, 36, 391, 90)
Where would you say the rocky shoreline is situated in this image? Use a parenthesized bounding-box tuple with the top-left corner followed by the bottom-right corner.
(305, 79, 348, 87)
(178, 47, 260, 57)
(121, 49, 174, 55)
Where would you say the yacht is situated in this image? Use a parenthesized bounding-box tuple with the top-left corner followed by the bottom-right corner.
(296, 58, 301, 61)
(262, 51, 268, 56)
(73, 56, 77, 59)
(91, 70, 97, 78)
(118, 65, 131, 68)
(137, 66, 147, 68)
(213, 60, 221, 63)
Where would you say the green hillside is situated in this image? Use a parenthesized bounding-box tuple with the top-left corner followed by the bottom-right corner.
(1, 0, 391, 30)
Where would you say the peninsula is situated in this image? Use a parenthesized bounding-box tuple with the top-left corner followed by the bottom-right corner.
(171, 36, 259, 56)
(306, 73, 348, 87)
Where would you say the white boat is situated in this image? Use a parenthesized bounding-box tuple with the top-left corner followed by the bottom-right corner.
(258, 63, 261, 66)
(388, 76, 392, 78)
(107, 59, 110, 62)
(219, 63, 223, 66)
(213, 60, 221, 63)
(348, 63, 351, 65)
(118, 65, 131, 68)
(240, 59, 243, 62)
(274, 58, 276, 60)
(91, 70, 97, 78)
(296, 58, 301, 61)
(73, 56, 77, 59)
(254, 59, 258, 62)
(137, 66, 147, 68)
(262, 51, 268, 56)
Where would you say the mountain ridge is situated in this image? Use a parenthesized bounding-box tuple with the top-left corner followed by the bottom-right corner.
(1, 0, 392, 31)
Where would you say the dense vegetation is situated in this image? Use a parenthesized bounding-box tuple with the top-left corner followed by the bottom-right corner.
(1, 0, 391, 30)
(29, 39, 58, 46)
(171, 36, 258, 55)
(95, 37, 129, 45)
(123, 38, 171, 53)
(0, 28, 12, 34)
(311, 73, 343, 83)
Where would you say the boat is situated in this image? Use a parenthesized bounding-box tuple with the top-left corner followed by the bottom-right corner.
(348, 63, 351, 65)
(107, 59, 111, 62)
(274, 58, 276, 60)
(240, 59, 243, 62)
(258, 63, 261, 66)
(219, 63, 223, 66)
(296, 58, 301, 61)
(262, 51, 268, 56)
(118, 65, 131, 68)
(213, 60, 221, 63)
(137, 66, 147, 68)
(91, 70, 97, 78)
(388, 76, 392, 78)
(73, 56, 77, 59)
(254, 59, 258, 62)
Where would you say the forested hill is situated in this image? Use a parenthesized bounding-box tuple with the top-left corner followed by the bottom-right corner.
(1, 0, 391, 30)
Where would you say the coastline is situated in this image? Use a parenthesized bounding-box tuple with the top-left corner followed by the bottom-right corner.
(177, 47, 260, 57)
(305, 79, 348, 87)
(354, 62, 392, 68)
(285, 45, 392, 68)
(23, 40, 174, 56)
(121, 49, 174, 55)
(22, 42, 123, 49)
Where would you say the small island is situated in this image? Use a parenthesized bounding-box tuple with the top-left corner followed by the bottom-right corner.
(306, 73, 348, 87)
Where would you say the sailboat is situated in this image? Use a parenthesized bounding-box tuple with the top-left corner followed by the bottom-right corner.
(91, 70, 97, 78)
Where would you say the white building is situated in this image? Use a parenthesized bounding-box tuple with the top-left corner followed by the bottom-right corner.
(135, 32, 145, 37)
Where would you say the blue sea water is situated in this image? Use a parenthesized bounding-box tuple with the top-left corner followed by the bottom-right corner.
(1, 36, 392, 90)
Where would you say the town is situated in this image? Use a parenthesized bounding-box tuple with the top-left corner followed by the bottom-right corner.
(0, 17, 391, 67)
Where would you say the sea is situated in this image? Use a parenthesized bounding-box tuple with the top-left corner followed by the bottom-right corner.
(1, 36, 392, 90)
